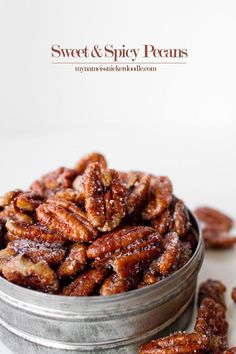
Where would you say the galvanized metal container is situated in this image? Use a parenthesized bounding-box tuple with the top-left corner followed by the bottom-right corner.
(0, 212, 203, 354)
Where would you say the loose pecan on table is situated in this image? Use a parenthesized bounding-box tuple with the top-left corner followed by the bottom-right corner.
(231, 287, 236, 304)
(195, 206, 233, 231)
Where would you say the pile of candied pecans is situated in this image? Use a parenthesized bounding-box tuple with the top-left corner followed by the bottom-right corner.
(140, 279, 236, 354)
(0, 152, 195, 295)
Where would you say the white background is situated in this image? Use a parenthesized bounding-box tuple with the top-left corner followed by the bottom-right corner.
(0, 0, 236, 352)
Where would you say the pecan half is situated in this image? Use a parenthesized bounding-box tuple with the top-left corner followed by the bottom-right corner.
(100, 273, 138, 296)
(5, 218, 64, 244)
(15, 191, 43, 211)
(36, 198, 97, 242)
(54, 188, 85, 206)
(87, 226, 155, 259)
(0, 246, 17, 274)
(178, 241, 192, 269)
(121, 172, 150, 215)
(2, 255, 60, 293)
(151, 209, 172, 235)
(231, 287, 236, 304)
(57, 243, 87, 278)
(75, 152, 107, 175)
(142, 176, 173, 220)
(194, 206, 233, 231)
(0, 189, 22, 207)
(198, 279, 226, 309)
(195, 297, 228, 353)
(139, 332, 209, 354)
(85, 163, 126, 231)
(172, 199, 191, 237)
(62, 268, 108, 296)
(8, 239, 66, 267)
(202, 226, 236, 249)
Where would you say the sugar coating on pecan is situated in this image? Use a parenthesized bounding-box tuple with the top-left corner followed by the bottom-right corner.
(172, 199, 191, 237)
(202, 226, 236, 249)
(2, 255, 60, 294)
(75, 152, 107, 175)
(231, 287, 236, 304)
(36, 198, 97, 242)
(85, 163, 126, 232)
(57, 243, 87, 278)
(195, 206, 233, 231)
(8, 239, 66, 267)
(151, 209, 172, 235)
(87, 226, 155, 259)
(198, 279, 226, 309)
(63, 268, 108, 296)
(142, 176, 173, 220)
(15, 191, 43, 212)
(139, 332, 209, 354)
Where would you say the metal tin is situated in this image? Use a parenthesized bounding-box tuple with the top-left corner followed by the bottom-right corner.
(0, 212, 204, 354)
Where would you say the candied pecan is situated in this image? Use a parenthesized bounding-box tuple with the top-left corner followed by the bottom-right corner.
(36, 198, 97, 242)
(122, 172, 150, 215)
(2, 255, 60, 293)
(231, 287, 236, 303)
(202, 226, 236, 249)
(0, 203, 34, 225)
(75, 152, 107, 175)
(172, 199, 191, 237)
(142, 176, 173, 220)
(54, 188, 85, 205)
(5, 219, 64, 244)
(112, 245, 161, 279)
(151, 209, 172, 235)
(178, 241, 192, 269)
(194, 206, 233, 231)
(62, 268, 108, 296)
(0, 246, 17, 273)
(87, 226, 155, 259)
(85, 163, 126, 232)
(100, 273, 138, 296)
(195, 297, 228, 353)
(57, 243, 87, 278)
(0, 189, 22, 207)
(148, 232, 180, 276)
(8, 239, 66, 267)
(31, 167, 77, 197)
(142, 271, 161, 285)
(15, 191, 43, 212)
(198, 279, 226, 308)
(139, 332, 209, 354)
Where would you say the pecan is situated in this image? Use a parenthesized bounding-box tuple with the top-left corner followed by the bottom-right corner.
(87, 226, 155, 259)
(30, 167, 77, 197)
(100, 273, 138, 296)
(15, 191, 43, 211)
(198, 279, 226, 308)
(8, 239, 66, 267)
(0, 189, 22, 207)
(142, 176, 173, 220)
(85, 163, 126, 231)
(231, 287, 236, 304)
(178, 241, 192, 269)
(147, 232, 180, 276)
(5, 218, 64, 244)
(139, 332, 209, 354)
(0, 246, 17, 274)
(172, 199, 191, 237)
(202, 226, 236, 249)
(75, 152, 107, 175)
(57, 243, 87, 278)
(54, 188, 85, 205)
(0, 204, 34, 225)
(151, 209, 172, 235)
(122, 172, 150, 215)
(2, 255, 60, 294)
(195, 297, 228, 353)
(36, 198, 97, 242)
(142, 271, 161, 286)
(62, 268, 108, 296)
(112, 244, 161, 279)
(194, 206, 233, 231)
